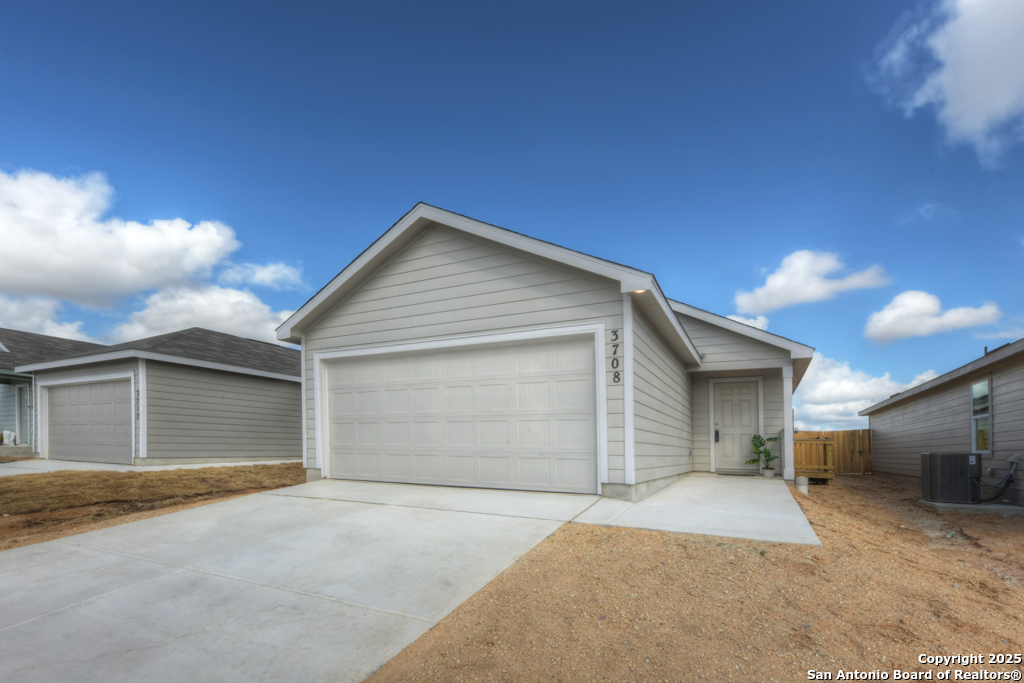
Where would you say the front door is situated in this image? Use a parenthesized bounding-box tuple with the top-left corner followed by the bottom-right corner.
(16, 385, 31, 445)
(715, 381, 759, 473)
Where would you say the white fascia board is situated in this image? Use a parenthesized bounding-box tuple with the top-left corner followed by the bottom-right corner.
(668, 300, 814, 358)
(17, 350, 300, 383)
(647, 281, 701, 366)
(276, 203, 654, 342)
(859, 338, 1024, 416)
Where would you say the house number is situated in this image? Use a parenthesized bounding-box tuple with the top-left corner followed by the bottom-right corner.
(609, 330, 621, 382)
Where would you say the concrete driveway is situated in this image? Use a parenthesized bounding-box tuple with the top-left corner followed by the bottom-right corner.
(0, 480, 599, 683)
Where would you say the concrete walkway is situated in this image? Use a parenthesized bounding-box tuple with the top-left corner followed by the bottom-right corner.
(0, 457, 301, 477)
(0, 480, 598, 683)
(575, 473, 821, 545)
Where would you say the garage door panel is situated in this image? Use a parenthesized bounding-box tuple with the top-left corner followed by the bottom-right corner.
(326, 336, 597, 493)
(48, 379, 132, 464)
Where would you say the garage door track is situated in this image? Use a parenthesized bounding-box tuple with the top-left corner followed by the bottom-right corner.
(0, 480, 599, 683)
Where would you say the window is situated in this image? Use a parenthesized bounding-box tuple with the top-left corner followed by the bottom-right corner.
(971, 378, 990, 452)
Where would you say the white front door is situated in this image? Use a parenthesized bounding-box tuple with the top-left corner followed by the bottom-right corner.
(16, 385, 31, 445)
(715, 381, 759, 473)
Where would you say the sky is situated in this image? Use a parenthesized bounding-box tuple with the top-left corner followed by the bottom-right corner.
(1, 0, 1023, 429)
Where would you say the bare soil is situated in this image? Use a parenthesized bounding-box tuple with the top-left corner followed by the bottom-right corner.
(367, 474, 1024, 683)
(0, 462, 304, 551)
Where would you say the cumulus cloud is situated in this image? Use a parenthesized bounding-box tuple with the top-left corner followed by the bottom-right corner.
(220, 262, 303, 290)
(735, 251, 889, 315)
(865, 290, 1001, 343)
(872, 0, 1024, 166)
(0, 169, 239, 306)
(0, 296, 94, 341)
(111, 286, 293, 344)
(726, 314, 769, 331)
(795, 353, 938, 430)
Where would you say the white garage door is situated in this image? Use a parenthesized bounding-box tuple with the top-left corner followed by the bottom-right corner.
(326, 336, 598, 493)
(48, 380, 133, 464)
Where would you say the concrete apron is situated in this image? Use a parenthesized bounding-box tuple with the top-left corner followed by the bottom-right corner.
(0, 481, 599, 683)
(575, 472, 822, 546)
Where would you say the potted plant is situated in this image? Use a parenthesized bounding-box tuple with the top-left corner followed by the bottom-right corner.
(747, 434, 779, 477)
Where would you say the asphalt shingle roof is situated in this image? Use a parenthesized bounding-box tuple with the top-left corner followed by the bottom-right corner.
(0, 328, 106, 372)
(45, 328, 300, 377)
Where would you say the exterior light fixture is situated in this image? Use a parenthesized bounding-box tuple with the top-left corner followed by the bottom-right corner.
(634, 290, 646, 294)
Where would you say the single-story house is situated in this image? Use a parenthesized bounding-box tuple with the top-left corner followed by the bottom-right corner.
(276, 203, 814, 501)
(1, 328, 106, 447)
(15, 327, 303, 465)
(860, 337, 1024, 507)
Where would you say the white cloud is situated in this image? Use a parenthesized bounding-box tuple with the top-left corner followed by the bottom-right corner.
(0, 296, 94, 342)
(220, 262, 303, 290)
(874, 0, 1024, 166)
(865, 290, 1001, 343)
(735, 251, 889, 315)
(111, 286, 293, 344)
(795, 353, 938, 430)
(975, 328, 1024, 340)
(0, 169, 239, 305)
(899, 202, 958, 224)
(726, 314, 769, 331)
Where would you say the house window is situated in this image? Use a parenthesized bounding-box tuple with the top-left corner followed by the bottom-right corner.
(971, 378, 990, 452)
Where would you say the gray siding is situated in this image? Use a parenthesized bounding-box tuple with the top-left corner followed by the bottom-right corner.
(0, 384, 15, 433)
(303, 224, 626, 481)
(146, 360, 301, 460)
(691, 369, 785, 472)
(870, 354, 1023, 503)
(33, 359, 141, 459)
(676, 313, 790, 370)
(633, 307, 692, 482)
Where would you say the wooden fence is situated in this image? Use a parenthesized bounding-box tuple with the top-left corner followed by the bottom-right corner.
(793, 429, 872, 474)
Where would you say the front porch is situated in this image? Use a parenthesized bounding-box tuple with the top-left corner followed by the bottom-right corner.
(578, 472, 820, 545)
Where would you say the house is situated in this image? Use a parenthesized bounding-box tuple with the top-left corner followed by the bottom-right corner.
(859, 338, 1024, 507)
(14, 327, 303, 465)
(276, 204, 814, 501)
(1, 328, 106, 447)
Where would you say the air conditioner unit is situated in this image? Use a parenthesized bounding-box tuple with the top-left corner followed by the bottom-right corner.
(921, 453, 982, 503)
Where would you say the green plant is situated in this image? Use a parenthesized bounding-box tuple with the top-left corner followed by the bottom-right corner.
(746, 434, 779, 469)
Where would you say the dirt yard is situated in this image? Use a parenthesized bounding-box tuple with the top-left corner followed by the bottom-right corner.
(368, 474, 1024, 683)
(0, 462, 304, 551)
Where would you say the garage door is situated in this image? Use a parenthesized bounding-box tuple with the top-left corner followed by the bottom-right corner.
(48, 380, 133, 464)
(326, 336, 597, 493)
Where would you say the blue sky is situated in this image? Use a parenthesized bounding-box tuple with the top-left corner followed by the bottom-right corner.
(2, 0, 1022, 428)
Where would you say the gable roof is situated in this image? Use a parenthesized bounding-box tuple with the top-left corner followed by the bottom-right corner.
(859, 337, 1024, 416)
(16, 328, 300, 381)
(0, 327, 106, 373)
(276, 203, 702, 365)
(668, 300, 815, 388)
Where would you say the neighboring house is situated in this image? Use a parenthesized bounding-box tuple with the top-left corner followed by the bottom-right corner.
(0, 328, 106, 447)
(860, 338, 1024, 507)
(276, 204, 814, 501)
(15, 328, 303, 465)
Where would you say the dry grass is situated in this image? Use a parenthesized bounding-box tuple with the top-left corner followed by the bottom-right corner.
(0, 462, 304, 550)
(367, 474, 1024, 683)
(0, 462, 305, 515)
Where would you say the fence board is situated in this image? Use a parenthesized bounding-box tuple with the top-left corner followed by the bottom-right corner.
(794, 429, 872, 474)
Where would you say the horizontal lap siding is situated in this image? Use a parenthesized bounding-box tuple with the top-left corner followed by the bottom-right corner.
(303, 225, 624, 481)
(146, 361, 301, 459)
(34, 359, 140, 459)
(0, 385, 15, 433)
(871, 355, 1024, 499)
(633, 307, 692, 483)
(675, 314, 789, 369)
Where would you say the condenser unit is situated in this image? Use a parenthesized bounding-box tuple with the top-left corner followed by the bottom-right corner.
(921, 452, 982, 504)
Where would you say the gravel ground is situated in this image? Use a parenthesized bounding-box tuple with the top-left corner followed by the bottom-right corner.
(366, 474, 1024, 682)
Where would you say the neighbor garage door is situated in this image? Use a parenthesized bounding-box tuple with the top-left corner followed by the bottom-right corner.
(48, 380, 133, 464)
(326, 336, 597, 493)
